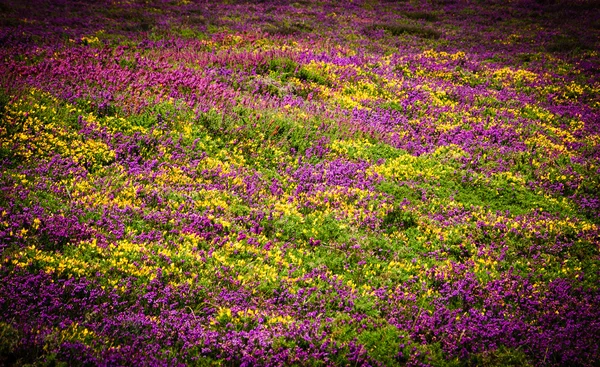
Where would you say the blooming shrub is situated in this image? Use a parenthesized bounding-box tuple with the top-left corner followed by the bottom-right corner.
(0, 0, 599, 366)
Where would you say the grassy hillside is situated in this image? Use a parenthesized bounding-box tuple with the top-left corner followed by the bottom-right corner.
(0, 0, 599, 366)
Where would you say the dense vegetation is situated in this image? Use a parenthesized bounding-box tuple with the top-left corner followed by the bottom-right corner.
(1, 0, 599, 366)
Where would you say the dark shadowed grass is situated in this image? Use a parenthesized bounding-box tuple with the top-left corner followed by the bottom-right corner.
(546, 35, 593, 53)
(366, 22, 442, 39)
(402, 11, 439, 22)
(263, 21, 312, 36)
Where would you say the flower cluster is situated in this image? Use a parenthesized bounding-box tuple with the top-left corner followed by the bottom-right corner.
(0, 0, 599, 366)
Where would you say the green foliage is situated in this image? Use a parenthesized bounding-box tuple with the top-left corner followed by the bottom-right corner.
(546, 35, 591, 53)
(383, 207, 417, 233)
(0, 323, 19, 361)
(377, 181, 421, 203)
(452, 172, 574, 217)
(297, 67, 329, 86)
(402, 11, 439, 22)
(0, 89, 11, 128)
(454, 66, 487, 87)
(263, 21, 312, 36)
(463, 347, 534, 367)
(2, 3, 599, 366)
(268, 57, 298, 74)
(368, 22, 442, 39)
(357, 325, 401, 365)
(118, 57, 138, 70)
(379, 100, 406, 112)
(175, 27, 209, 40)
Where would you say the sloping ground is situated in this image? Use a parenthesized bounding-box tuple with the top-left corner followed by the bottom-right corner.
(0, 0, 599, 366)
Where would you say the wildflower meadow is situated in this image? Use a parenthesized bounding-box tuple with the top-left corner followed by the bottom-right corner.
(0, 0, 599, 366)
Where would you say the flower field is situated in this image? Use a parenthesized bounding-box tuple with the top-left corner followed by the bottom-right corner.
(1, 0, 599, 365)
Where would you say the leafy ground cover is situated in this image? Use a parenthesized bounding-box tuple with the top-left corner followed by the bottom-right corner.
(0, 0, 599, 366)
